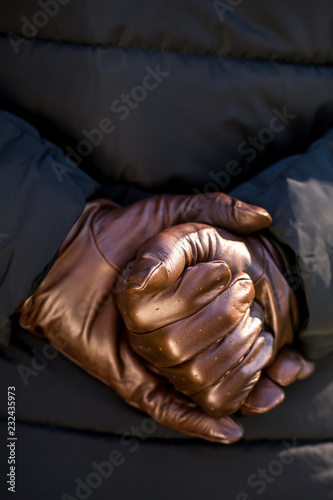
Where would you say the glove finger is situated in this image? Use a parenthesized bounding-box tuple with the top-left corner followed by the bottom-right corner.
(93, 194, 271, 271)
(157, 301, 263, 394)
(190, 331, 274, 418)
(240, 375, 285, 416)
(127, 273, 254, 366)
(138, 383, 244, 444)
(124, 223, 262, 298)
(265, 346, 306, 386)
(119, 334, 243, 445)
(175, 193, 272, 234)
(119, 260, 232, 331)
(297, 356, 315, 380)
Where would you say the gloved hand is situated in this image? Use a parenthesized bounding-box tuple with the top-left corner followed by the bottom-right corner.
(117, 222, 314, 419)
(240, 346, 315, 416)
(17, 193, 272, 444)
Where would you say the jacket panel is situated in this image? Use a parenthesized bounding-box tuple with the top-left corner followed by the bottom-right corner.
(231, 129, 333, 358)
(0, 110, 99, 344)
(0, 36, 332, 192)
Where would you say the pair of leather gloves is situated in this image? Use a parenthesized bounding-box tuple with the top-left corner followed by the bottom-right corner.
(18, 193, 314, 444)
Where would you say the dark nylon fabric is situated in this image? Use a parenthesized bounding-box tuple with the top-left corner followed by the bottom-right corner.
(0, 111, 100, 345)
(2, 0, 333, 60)
(1, 419, 333, 500)
(0, 3, 333, 498)
(231, 130, 333, 359)
(0, 1, 332, 191)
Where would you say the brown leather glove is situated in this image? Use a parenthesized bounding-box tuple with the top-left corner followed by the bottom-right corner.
(118, 222, 314, 419)
(17, 193, 272, 444)
(240, 346, 315, 416)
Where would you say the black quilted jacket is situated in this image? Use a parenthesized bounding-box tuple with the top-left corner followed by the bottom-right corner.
(0, 2, 333, 499)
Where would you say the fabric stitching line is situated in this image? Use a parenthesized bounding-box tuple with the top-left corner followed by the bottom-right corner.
(2, 32, 333, 67)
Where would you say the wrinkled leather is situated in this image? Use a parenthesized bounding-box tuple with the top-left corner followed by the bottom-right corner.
(118, 222, 301, 418)
(17, 193, 274, 444)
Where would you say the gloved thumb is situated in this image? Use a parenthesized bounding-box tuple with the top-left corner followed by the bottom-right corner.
(125, 223, 228, 294)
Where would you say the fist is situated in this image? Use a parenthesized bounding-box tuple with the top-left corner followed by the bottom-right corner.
(117, 222, 297, 418)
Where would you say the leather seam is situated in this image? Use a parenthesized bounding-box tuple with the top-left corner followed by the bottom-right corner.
(90, 213, 122, 274)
